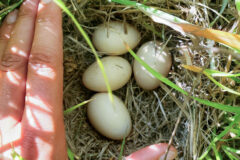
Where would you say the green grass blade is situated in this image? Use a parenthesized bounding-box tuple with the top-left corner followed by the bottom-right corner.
(67, 148, 75, 160)
(222, 145, 240, 154)
(212, 143, 222, 160)
(64, 99, 92, 115)
(199, 114, 240, 159)
(222, 147, 239, 160)
(210, 0, 228, 27)
(118, 137, 126, 160)
(191, 97, 240, 113)
(205, 155, 213, 160)
(205, 69, 240, 83)
(109, 0, 137, 6)
(203, 72, 240, 96)
(204, 69, 240, 78)
(0, 0, 23, 21)
(223, 150, 237, 160)
(127, 47, 188, 95)
(53, 0, 113, 102)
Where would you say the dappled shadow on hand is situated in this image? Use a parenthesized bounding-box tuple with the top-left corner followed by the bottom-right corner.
(0, 52, 61, 159)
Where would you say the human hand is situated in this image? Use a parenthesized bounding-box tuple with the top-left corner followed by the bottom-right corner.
(125, 143, 177, 160)
(0, 0, 67, 159)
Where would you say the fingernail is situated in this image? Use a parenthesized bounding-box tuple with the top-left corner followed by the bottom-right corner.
(159, 151, 176, 160)
(6, 10, 18, 25)
(41, 0, 52, 4)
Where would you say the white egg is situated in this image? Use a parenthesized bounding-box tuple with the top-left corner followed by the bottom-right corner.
(87, 93, 132, 140)
(92, 21, 141, 55)
(133, 41, 172, 90)
(83, 56, 132, 92)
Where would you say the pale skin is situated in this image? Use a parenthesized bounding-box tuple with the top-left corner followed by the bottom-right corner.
(0, 0, 177, 160)
(0, 0, 67, 159)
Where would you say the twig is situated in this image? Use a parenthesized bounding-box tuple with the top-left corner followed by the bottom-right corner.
(163, 111, 182, 160)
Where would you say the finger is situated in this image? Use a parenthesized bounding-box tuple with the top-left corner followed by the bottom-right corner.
(0, 0, 39, 131)
(21, 1, 67, 159)
(125, 143, 177, 160)
(1, 0, 40, 71)
(0, 10, 20, 160)
(0, 10, 18, 54)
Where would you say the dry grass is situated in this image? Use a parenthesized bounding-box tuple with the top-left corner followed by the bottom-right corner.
(62, 0, 239, 159)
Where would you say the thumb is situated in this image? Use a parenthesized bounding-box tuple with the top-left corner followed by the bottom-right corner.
(125, 143, 177, 160)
